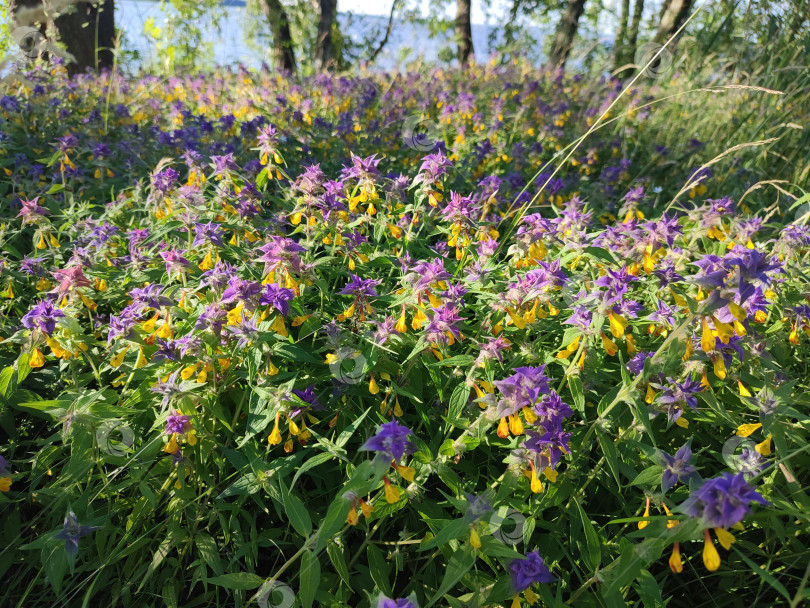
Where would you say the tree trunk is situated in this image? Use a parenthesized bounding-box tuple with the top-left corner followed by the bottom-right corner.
(626, 0, 644, 57)
(53, 0, 116, 76)
(654, 0, 692, 44)
(546, 0, 587, 69)
(313, 0, 337, 71)
(455, 0, 474, 68)
(9, 0, 48, 43)
(615, 0, 643, 75)
(613, 0, 629, 71)
(369, 0, 400, 63)
(262, 0, 296, 73)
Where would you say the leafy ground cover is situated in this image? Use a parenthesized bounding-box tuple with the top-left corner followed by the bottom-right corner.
(0, 59, 809, 608)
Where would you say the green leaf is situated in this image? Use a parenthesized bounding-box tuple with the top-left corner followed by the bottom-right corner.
(314, 495, 351, 553)
(206, 572, 265, 590)
(420, 519, 470, 551)
(16, 353, 32, 385)
(425, 548, 476, 608)
(291, 452, 334, 488)
(447, 381, 471, 421)
(0, 366, 14, 401)
(335, 407, 372, 448)
(195, 532, 223, 577)
(280, 479, 312, 538)
(731, 546, 792, 601)
(573, 498, 602, 572)
(327, 542, 353, 590)
(299, 550, 321, 608)
(595, 428, 623, 489)
(630, 466, 663, 487)
(568, 375, 585, 413)
(429, 354, 475, 368)
(367, 544, 392, 595)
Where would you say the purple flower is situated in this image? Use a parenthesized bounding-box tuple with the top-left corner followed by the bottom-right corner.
(55, 509, 98, 557)
(523, 418, 571, 471)
(659, 442, 698, 491)
(510, 550, 555, 592)
(17, 196, 48, 224)
(20, 256, 46, 276)
(376, 595, 417, 608)
(360, 420, 415, 462)
(165, 412, 192, 434)
(193, 222, 225, 247)
(150, 370, 197, 407)
(371, 315, 400, 346)
(651, 376, 702, 423)
(221, 277, 263, 308)
(52, 265, 92, 295)
(160, 249, 191, 277)
(153, 339, 178, 362)
(627, 351, 653, 376)
(463, 492, 493, 522)
(292, 385, 322, 409)
(129, 284, 173, 311)
(339, 274, 381, 298)
(21, 300, 65, 336)
(594, 265, 639, 305)
(494, 366, 550, 416)
(476, 335, 511, 366)
(260, 284, 295, 316)
(681, 472, 768, 528)
(201, 261, 236, 290)
(256, 237, 307, 275)
(195, 304, 227, 337)
(152, 167, 179, 194)
(424, 304, 463, 347)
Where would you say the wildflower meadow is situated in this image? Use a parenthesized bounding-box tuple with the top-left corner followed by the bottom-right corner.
(1, 6, 810, 607)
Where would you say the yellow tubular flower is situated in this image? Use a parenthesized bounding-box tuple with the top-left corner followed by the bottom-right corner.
(608, 310, 627, 338)
(601, 332, 618, 356)
(638, 496, 651, 529)
(470, 527, 481, 549)
(268, 413, 282, 445)
(702, 529, 721, 571)
(669, 542, 684, 574)
(714, 527, 736, 550)
(701, 318, 715, 353)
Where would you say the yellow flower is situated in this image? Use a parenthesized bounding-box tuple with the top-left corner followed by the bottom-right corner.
(714, 527, 736, 550)
(702, 529, 721, 571)
(736, 422, 762, 437)
(30, 348, 45, 368)
(601, 332, 618, 356)
(608, 310, 627, 338)
(268, 413, 282, 445)
(383, 477, 401, 504)
(470, 526, 481, 549)
(669, 542, 683, 574)
(755, 435, 772, 456)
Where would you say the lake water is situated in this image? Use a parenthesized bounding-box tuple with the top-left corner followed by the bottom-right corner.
(116, 0, 553, 70)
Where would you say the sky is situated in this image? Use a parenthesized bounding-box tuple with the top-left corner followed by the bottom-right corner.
(329, 0, 512, 25)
